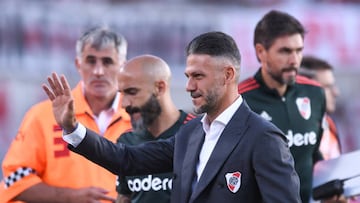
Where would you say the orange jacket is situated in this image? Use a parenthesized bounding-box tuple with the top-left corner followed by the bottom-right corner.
(0, 82, 131, 203)
(319, 114, 341, 160)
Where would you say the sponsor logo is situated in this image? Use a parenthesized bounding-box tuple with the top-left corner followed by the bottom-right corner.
(127, 175, 172, 192)
(296, 97, 311, 120)
(260, 111, 272, 121)
(225, 171, 241, 193)
(286, 130, 317, 147)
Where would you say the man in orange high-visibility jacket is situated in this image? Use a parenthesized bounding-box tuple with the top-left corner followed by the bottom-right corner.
(0, 26, 131, 203)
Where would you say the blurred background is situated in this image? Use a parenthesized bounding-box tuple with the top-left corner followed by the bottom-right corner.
(1, 0, 360, 177)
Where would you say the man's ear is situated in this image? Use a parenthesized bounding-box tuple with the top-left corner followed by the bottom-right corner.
(154, 80, 166, 96)
(255, 43, 266, 62)
(75, 57, 81, 72)
(225, 66, 235, 81)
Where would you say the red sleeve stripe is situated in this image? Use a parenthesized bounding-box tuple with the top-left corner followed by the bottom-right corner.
(238, 78, 259, 93)
(296, 75, 321, 87)
(184, 113, 196, 124)
(326, 115, 338, 135)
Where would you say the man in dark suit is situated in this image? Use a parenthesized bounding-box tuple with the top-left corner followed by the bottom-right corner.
(42, 31, 301, 203)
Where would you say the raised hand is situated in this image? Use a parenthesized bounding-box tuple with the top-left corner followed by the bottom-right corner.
(42, 72, 77, 132)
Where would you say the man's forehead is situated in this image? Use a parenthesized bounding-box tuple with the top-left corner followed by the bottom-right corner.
(119, 72, 144, 86)
(270, 34, 304, 49)
(118, 80, 138, 91)
(82, 44, 119, 56)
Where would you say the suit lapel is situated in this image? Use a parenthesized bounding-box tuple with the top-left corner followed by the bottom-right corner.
(181, 124, 205, 203)
(190, 103, 251, 201)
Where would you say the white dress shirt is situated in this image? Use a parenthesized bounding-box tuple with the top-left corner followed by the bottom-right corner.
(94, 93, 119, 135)
(196, 95, 243, 181)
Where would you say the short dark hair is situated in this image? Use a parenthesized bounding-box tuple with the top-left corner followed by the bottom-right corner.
(300, 55, 334, 79)
(254, 10, 306, 49)
(186, 31, 241, 70)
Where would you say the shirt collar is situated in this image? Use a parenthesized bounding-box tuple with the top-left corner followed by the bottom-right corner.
(111, 92, 120, 112)
(201, 95, 243, 130)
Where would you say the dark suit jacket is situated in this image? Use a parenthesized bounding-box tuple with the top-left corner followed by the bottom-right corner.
(70, 102, 301, 203)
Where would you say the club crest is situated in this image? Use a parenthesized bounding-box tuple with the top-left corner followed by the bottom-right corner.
(225, 171, 241, 193)
(296, 97, 311, 120)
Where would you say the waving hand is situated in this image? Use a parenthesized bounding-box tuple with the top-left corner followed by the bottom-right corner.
(42, 72, 77, 132)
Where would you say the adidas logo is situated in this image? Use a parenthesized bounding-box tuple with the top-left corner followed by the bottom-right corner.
(260, 111, 272, 121)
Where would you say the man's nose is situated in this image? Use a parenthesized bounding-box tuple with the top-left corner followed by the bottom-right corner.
(93, 63, 105, 75)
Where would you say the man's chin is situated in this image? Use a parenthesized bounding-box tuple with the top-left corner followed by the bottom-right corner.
(131, 120, 146, 134)
(193, 105, 206, 115)
(192, 97, 204, 106)
(130, 112, 142, 121)
(285, 77, 296, 85)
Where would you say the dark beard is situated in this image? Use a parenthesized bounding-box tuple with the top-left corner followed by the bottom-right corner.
(193, 88, 219, 115)
(268, 66, 297, 85)
(126, 94, 162, 133)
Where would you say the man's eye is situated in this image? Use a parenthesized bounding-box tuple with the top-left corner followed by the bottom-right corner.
(125, 89, 138, 95)
(103, 59, 113, 65)
(87, 59, 96, 64)
(194, 74, 203, 79)
(128, 90, 137, 95)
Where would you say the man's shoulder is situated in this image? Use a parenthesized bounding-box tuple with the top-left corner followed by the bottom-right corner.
(24, 99, 53, 119)
(179, 115, 201, 130)
(295, 75, 325, 99)
(295, 75, 322, 90)
(117, 129, 135, 143)
(179, 110, 197, 125)
(238, 76, 260, 94)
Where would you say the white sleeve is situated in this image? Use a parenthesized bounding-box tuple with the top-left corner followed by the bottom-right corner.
(62, 123, 87, 147)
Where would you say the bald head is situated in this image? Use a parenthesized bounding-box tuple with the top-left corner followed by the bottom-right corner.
(118, 55, 177, 132)
(120, 54, 171, 84)
(117, 54, 174, 113)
